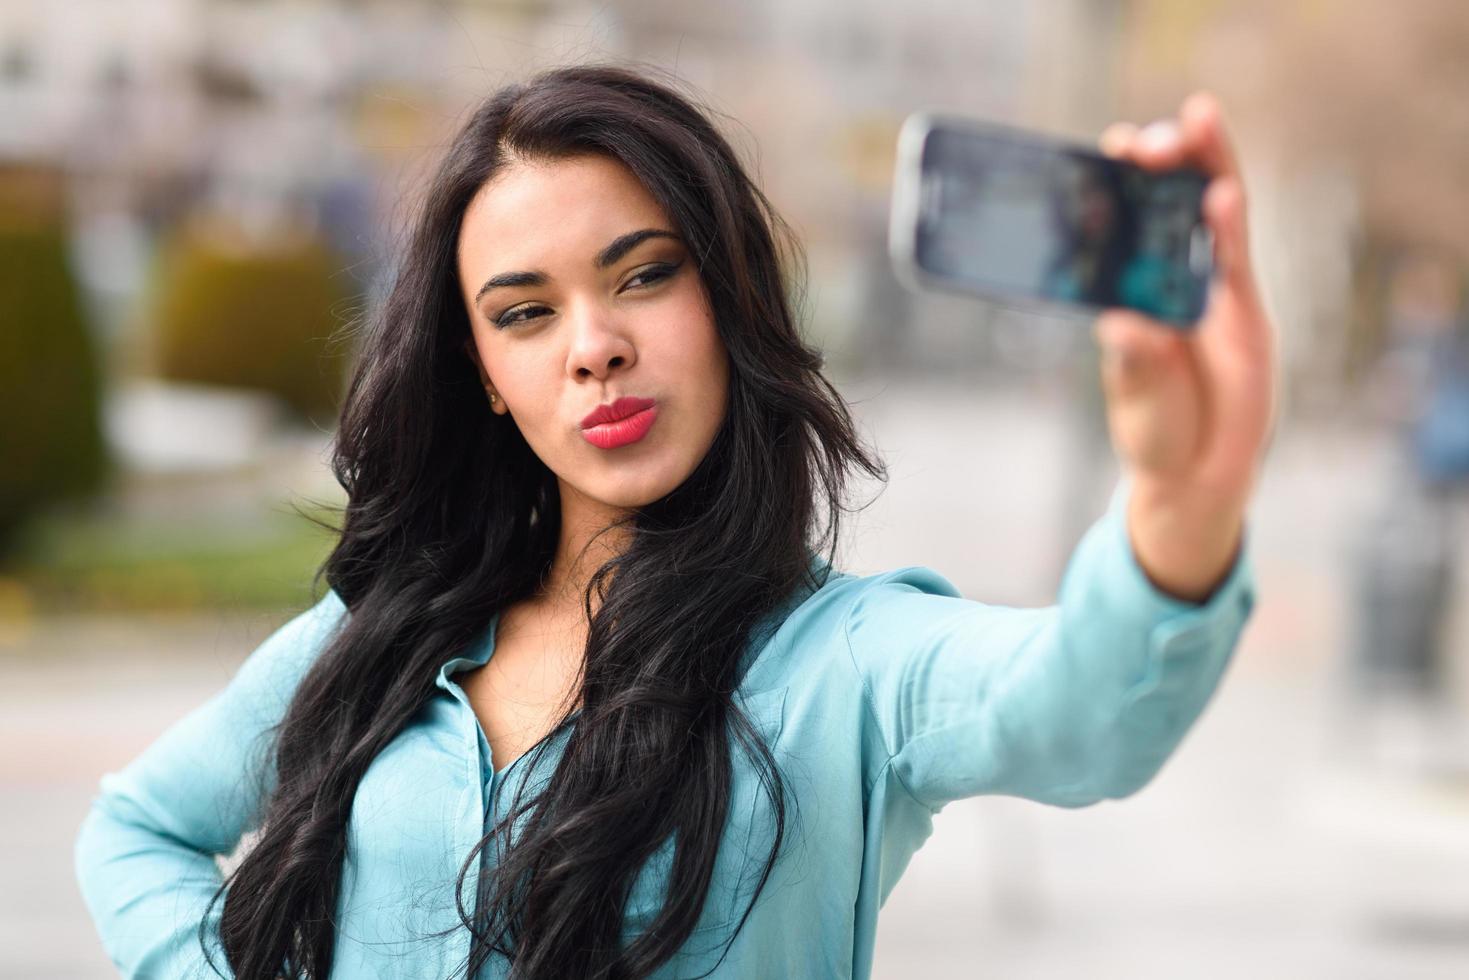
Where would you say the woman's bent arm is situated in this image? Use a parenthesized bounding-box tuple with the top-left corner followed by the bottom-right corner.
(74, 591, 347, 979)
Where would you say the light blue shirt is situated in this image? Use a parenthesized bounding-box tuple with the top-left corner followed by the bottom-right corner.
(75, 480, 1256, 978)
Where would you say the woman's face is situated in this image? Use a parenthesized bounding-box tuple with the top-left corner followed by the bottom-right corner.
(1076, 172, 1117, 241)
(457, 153, 730, 518)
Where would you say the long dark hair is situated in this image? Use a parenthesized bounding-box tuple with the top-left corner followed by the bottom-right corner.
(207, 63, 884, 979)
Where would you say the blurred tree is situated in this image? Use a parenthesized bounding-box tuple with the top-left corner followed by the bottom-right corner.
(0, 168, 109, 556)
(151, 228, 355, 425)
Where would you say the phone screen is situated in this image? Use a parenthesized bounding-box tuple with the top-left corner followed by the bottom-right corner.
(911, 122, 1212, 326)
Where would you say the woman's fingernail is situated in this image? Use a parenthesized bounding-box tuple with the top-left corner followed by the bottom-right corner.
(1139, 120, 1179, 153)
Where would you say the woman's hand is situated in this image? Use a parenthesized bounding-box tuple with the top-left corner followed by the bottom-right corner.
(1094, 92, 1278, 603)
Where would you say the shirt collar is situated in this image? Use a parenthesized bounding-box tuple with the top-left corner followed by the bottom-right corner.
(431, 552, 838, 694)
(433, 612, 499, 693)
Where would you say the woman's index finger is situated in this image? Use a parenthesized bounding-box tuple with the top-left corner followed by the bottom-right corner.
(1179, 91, 1243, 181)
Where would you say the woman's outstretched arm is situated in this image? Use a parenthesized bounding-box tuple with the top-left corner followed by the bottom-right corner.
(849, 90, 1272, 814)
(844, 476, 1255, 812)
(73, 591, 347, 979)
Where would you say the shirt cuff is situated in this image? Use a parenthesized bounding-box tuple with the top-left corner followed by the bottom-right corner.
(1048, 477, 1258, 799)
(1083, 475, 1258, 701)
(1101, 474, 1254, 611)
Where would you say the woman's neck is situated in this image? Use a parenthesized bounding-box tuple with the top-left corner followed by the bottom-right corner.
(539, 482, 632, 612)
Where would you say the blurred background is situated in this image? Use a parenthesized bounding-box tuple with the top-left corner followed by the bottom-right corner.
(4, 0, 1469, 977)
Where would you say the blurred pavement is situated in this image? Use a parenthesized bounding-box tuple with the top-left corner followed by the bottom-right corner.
(5, 376, 1469, 979)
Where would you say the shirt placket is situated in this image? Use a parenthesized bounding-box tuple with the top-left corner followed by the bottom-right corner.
(434, 654, 500, 977)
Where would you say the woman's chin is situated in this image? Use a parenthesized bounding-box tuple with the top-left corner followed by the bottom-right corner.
(566, 465, 687, 514)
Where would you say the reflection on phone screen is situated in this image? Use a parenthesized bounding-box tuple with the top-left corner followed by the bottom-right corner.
(916, 128, 1209, 324)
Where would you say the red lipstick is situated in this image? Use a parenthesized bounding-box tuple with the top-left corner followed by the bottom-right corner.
(580, 396, 658, 449)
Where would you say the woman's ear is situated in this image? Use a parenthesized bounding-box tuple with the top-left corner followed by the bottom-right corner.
(463, 339, 506, 413)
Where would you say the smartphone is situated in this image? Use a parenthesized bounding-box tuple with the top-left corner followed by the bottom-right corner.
(889, 113, 1214, 328)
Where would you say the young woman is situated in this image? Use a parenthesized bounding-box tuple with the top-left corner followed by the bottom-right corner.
(75, 65, 1275, 980)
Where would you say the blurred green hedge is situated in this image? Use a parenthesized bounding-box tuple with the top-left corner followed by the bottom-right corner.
(152, 231, 354, 423)
(0, 221, 109, 552)
(12, 502, 340, 614)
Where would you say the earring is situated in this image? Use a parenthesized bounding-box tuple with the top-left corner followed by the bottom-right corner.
(487, 391, 498, 406)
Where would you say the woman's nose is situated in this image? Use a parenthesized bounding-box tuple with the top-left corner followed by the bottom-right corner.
(565, 303, 636, 380)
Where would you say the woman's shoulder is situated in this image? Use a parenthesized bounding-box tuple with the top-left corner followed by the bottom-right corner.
(791, 556, 966, 622)
(267, 588, 350, 657)
(230, 588, 351, 710)
(742, 556, 967, 682)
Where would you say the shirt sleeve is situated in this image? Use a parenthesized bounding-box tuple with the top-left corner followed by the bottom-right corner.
(73, 590, 348, 979)
(843, 478, 1257, 812)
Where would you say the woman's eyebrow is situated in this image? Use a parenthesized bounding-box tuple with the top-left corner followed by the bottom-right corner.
(594, 228, 681, 269)
(473, 228, 682, 304)
(474, 270, 546, 302)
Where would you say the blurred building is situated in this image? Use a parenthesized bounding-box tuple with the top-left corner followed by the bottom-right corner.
(1116, 0, 1469, 418)
(0, 0, 1138, 382)
(3, 0, 1466, 406)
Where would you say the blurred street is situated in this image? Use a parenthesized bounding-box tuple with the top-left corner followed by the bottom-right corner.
(7, 376, 1469, 979)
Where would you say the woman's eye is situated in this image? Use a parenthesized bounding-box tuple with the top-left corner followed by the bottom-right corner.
(492, 261, 680, 327)
(494, 305, 549, 328)
(625, 261, 681, 290)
